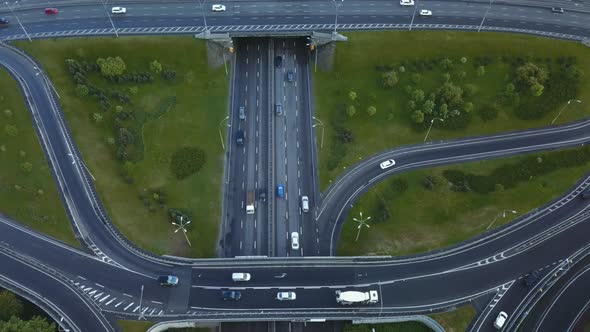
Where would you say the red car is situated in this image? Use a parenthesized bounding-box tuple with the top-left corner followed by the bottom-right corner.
(44, 8, 58, 14)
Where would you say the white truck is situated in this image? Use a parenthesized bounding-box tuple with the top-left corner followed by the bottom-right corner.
(246, 191, 255, 215)
(335, 290, 379, 305)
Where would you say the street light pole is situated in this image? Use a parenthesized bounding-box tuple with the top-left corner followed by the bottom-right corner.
(478, 0, 494, 32)
(218, 116, 230, 150)
(138, 285, 145, 320)
(4, 1, 32, 42)
(409, 0, 418, 31)
(551, 99, 582, 125)
(199, 0, 209, 35)
(353, 212, 371, 242)
(172, 216, 192, 247)
(486, 209, 517, 230)
(332, 0, 344, 37)
(98, 0, 119, 37)
(423, 117, 444, 142)
(313, 117, 325, 149)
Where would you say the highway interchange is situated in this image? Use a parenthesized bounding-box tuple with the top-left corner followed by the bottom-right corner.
(1, 0, 590, 331)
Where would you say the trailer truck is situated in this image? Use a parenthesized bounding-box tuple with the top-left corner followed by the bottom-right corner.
(246, 191, 255, 214)
(335, 290, 379, 305)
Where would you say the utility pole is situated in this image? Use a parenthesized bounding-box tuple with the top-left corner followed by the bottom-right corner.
(332, 0, 344, 38)
(218, 115, 230, 150)
(138, 285, 145, 320)
(98, 0, 118, 37)
(486, 209, 517, 230)
(478, 0, 494, 32)
(199, 0, 209, 35)
(409, 0, 418, 31)
(424, 117, 444, 142)
(4, 1, 32, 42)
(313, 117, 325, 149)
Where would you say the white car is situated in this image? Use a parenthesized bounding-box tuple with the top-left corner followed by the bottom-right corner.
(111, 7, 126, 14)
(419, 9, 432, 16)
(291, 232, 299, 250)
(232, 272, 251, 282)
(276, 291, 296, 301)
(400, 0, 415, 6)
(211, 4, 226, 12)
(379, 159, 396, 170)
(493, 311, 508, 329)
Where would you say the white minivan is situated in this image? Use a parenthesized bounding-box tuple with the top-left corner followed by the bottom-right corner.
(232, 272, 251, 282)
(301, 196, 309, 213)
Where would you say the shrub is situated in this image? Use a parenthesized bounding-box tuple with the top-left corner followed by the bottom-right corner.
(335, 126, 354, 143)
(381, 71, 399, 88)
(460, 57, 467, 64)
(96, 56, 126, 78)
(149, 60, 163, 74)
(170, 146, 207, 180)
(346, 105, 357, 117)
(366, 106, 377, 116)
(3, 109, 12, 118)
(4, 124, 18, 136)
(390, 178, 408, 194)
(374, 197, 391, 223)
(20, 162, 32, 174)
(478, 105, 499, 121)
(476, 66, 485, 77)
(162, 69, 177, 81)
(75, 84, 89, 97)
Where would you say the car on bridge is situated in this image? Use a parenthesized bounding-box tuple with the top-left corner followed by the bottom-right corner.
(239, 106, 246, 120)
(236, 130, 244, 145)
(286, 71, 295, 82)
(291, 232, 299, 250)
(232, 272, 251, 282)
(277, 184, 285, 198)
(400, 0, 414, 6)
(379, 159, 396, 169)
(157, 275, 179, 286)
(551, 7, 564, 13)
(212, 4, 226, 12)
(111, 7, 127, 14)
(223, 290, 242, 301)
(275, 103, 283, 116)
(44, 8, 59, 15)
(275, 56, 283, 68)
(419, 9, 432, 16)
(581, 188, 590, 199)
(0, 17, 9, 25)
(276, 291, 296, 301)
(493, 311, 508, 329)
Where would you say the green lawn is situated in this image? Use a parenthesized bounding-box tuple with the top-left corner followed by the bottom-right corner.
(15, 37, 228, 257)
(337, 147, 590, 256)
(342, 305, 475, 332)
(117, 321, 212, 332)
(0, 69, 77, 246)
(315, 31, 590, 189)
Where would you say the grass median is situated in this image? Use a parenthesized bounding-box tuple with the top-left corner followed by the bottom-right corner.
(15, 37, 228, 257)
(0, 69, 77, 246)
(314, 31, 589, 189)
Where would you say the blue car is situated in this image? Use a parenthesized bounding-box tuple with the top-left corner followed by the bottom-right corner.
(277, 185, 285, 198)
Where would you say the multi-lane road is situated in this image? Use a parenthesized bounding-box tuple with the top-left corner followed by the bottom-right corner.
(1, 1, 590, 331)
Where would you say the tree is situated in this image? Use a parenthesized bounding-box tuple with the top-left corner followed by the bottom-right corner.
(460, 57, 467, 64)
(437, 82, 464, 109)
(3, 109, 12, 118)
(93, 113, 103, 123)
(476, 65, 486, 77)
(464, 102, 474, 113)
(411, 89, 425, 103)
(411, 73, 422, 84)
(366, 106, 377, 116)
(96, 56, 126, 78)
(530, 82, 544, 97)
(170, 146, 206, 180)
(348, 91, 358, 102)
(4, 124, 18, 137)
(423, 100, 435, 115)
(411, 110, 424, 124)
(149, 60, 162, 74)
(0, 290, 23, 321)
(75, 84, 89, 97)
(457, 71, 467, 80)
(162, 69, 176, 81)
(398, 65, 406, 73)
(439, 103, 449, 117)
(442, 72, 451, 83)
(0, 316, 56, 332)
(440, 57, 453, 71)
(117, 127, 134, 146)
(515, 62, 548, 89)
(346, 105, 356, 117)
(381, 71, 399, 88)
(407, 100, 417, 111)
(20, 162, 32, 174)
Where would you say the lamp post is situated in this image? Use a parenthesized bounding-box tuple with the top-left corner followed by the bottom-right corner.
(332, 0, 344, 38)
(4, 1, 31, 42)
(98, 0, 119, 37)
(424, 117, 444, 142)
(486, 209, 517, 230)
(199, 0, 209, 35)
(353, 212, 371, 242)
(551, 99, 582, 125)
(218, 116, 230, 150)
(409, 0, 418, 31)
(172, 216, 192, 247)
(313, 117, 325, 149)
(138, 285, 145, 320)
(478, 0, 494, 32)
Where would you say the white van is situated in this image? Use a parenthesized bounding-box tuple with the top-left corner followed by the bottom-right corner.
(301, 196, 309, 213)
(232, 272, 251, 282)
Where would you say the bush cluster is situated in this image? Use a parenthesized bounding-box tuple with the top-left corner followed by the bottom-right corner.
(170, 146, 207, 180)
(442, 146, 590, 194)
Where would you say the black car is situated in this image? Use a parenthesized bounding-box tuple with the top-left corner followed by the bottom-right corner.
(0, 17, 9, 25)
(275, 104, 283, 116)
(551, 7, 564, 13)
(236, 130, 244, 145)
(222, 290, 242, 301)
(523, 270, 539, 287)
(275, 55, 282, 68)
(581, 188, 590, 199)
(258, 189, 266, 202)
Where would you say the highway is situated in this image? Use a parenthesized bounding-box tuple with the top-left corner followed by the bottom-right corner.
(1, 0, 590, 331)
